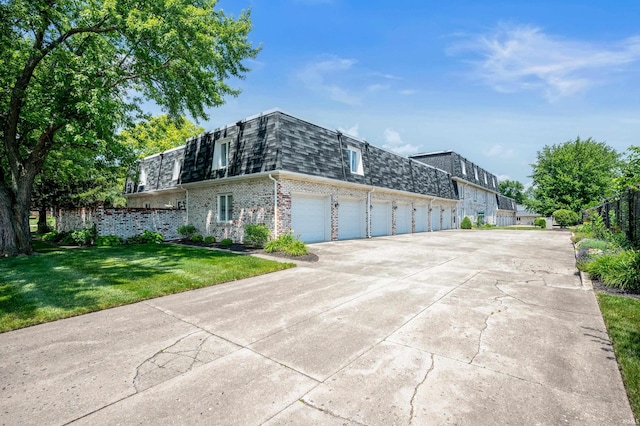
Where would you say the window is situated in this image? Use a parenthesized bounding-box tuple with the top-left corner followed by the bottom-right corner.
(474, 167, 479, 181)
(212, 139, 230, 170)
(473, 188, 477, 201)
(218, 194, 233, 222)
(493, 176, 497, 188)
(460, 160, 467, 175)
(347, 146, 364, 175)
(459, 184, 465, 199)
(139, 167, 147, 186)
(172, 159, 180, 181)
(484, 172, 488, 185)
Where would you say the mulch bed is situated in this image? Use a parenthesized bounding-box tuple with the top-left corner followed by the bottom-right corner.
(592, 279, 640, 300)
(170, 239, 319, 262)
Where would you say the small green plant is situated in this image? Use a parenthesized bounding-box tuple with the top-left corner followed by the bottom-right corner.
(177, 225, 197, 239)
(220, 238, 233, 247)
(264, 232, 309, 256)
(65, 225, 97, 246)
(584, 250, 640, 291)
(126, 230, 164, 244)
(461, 216, 473, 229)
(42, 231, 61, 242)
(204, 236, 216, 244)
(533, 217, 546, 229)
(244, 224, 271, 248)
(577, 238, 610, 251)
(553, 209, 579, 228)
(95, 235, 123, 246)
(191, 233, 204, 243)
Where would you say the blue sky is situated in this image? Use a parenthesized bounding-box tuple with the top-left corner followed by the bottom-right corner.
(169, 0, 640, 184)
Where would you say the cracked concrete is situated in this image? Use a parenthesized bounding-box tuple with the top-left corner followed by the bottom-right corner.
(0, 230, 635, 425)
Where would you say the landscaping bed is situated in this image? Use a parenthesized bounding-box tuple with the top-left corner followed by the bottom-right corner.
(170, 239, 319, 262)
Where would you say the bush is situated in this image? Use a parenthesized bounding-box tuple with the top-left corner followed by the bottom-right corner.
(244, 224, 271, 248)
(204, 236, 216, 244)
(264, 232, 309, 256)
(461, 216, 473, 229)
(191, 233, 204, 243)
(553, 209, 579, 228)
(70, 226, 97, 246)
(42, 231, 61, 242)
(584, 250, 640, 291)
(95, 235, 123, 246)
(126, 230, 164, 244)
(220, 238, 233, 247)
(177, 225, 197, 239)
(533, 217, 546, 229)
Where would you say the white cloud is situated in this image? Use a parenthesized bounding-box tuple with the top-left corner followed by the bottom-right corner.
(296, 57, 362, 105)
(450, 24, 640, 101)
(399, 89, 417, 95)
(496, 174, 511, 182)
(382, 128, 418, 156)
(484, 144, 516, 159)
(338, 124, 360, 138)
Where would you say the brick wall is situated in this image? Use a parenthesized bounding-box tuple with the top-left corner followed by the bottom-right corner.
(56, 206, 186, 240)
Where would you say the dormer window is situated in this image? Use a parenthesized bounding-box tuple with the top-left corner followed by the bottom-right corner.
(347, 146, 364, 175)
(484, 172, 488, 185)
(213, 139, 230, 170)
(460, 160, 466, 175)
(474, 167, 479, 181)
(139, 167, 147, 186)
(172, 159, 181, 181)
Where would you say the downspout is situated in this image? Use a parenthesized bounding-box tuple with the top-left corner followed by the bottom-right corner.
(367, 187, 375, 238)
(268, 174, 278, 238)
(156, 153, 164, 190)
(337, 131, 347, 181)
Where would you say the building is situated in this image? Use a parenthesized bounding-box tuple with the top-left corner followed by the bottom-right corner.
(123, 110, 516, 242)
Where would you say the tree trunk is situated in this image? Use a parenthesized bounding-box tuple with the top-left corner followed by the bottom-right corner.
(37, 206, 49, 234)
(0, 181, 34, 256)
(0, 186, 19, 257)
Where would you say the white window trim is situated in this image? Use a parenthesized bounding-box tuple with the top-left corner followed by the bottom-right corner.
(347, 146, 364, 176)
(139, 167, 147, 186)
(474, 167, 479, 181)
(459, 184, 465, 199)
(172, 159, 180, 181)
(460, 160, 466, 175)
(212, 138, 231, 170)
(483, 172, 488, 185)
(217, 194, 233, 222)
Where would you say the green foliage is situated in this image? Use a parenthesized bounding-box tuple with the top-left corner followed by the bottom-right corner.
(577, 238, 611, 251)
(553, 209, 579, 228)
(70, 226, 98, 246)
(191, 234, 204, 243)
(220, 238, 233, 247)
(498, 180, 526, 204)
(42, 231, 60, 243)
(0, 244, 293, 332)
(264, 232, 309, 256)
(616, 145, 640, 191)
(244, 224, 271, 248)
(533, 217, 547, 229)
(204, 236, 216, 244)
(178, 225, 197, 238)
(1, 0, 259, 255)
(95, 235, 123, 246)
(526, 137, 620, 216)
(584, 250, 640, 291)
(126, 231, 164, 245)
(120, 115, 204, 159)
(461, 216, 473, 229)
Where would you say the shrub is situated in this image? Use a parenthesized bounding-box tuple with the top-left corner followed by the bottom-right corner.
(460, 216, 473, 229)
(204, 236, 216, 244)
(584, 250, 640, 291)
(553, 209, 579, 228)
(577, 238, 610, 251)
(220, 238, 233, 247)
(126, 230, 164, 244)
(191, 233, 204, 243)
(42, 231, 60, 242)
(95, 235, 123, 246)
(66, 225, 97, 246)
(244, 224, 271, 248)
(177, 225, 197, 239)
(533, 217, 546, 229)
(264, 232, 309, 256)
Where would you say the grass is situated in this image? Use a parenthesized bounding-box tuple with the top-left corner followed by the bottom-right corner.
(0, 242, 294, 333)
(29, 215, 56, 233)
(597, 293, 640, 422)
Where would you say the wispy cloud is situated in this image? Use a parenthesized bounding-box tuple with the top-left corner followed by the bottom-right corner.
(450, 24, 640, 101)
(484, 143, 516, 159)
(295, 57, 362, 105)
(382, 128, 418, 156)
(338, 124, 360, 138)
(399, 89, 417, 95)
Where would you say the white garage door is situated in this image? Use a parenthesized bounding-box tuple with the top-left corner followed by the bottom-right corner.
(431, 206, 441, 231)
(338, 199, 365, 240)
(396, 203, 411, 234)
(291, 195, 329, 243)
(371, 201, 391, 237)
(415, 205, 428, 232)
(442, 207, 452, 230)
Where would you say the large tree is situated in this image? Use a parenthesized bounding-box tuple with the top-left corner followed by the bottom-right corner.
(120, 115, 204, 159)
(498, 179, 526, 205)
(524, 137, 620, 216)
(0, 0, 259, 256)
(616, 145, 640, 191)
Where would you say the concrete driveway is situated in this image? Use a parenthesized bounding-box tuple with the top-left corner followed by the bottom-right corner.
(0, 230, 634, 425)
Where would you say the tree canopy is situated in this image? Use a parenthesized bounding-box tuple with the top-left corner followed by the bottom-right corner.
(524, 137, 619, 216)
(120, 115, 204, 159)
(0, 0, 259, 256)
(616, 146, 640, 191)
(498, 179, 526, 205)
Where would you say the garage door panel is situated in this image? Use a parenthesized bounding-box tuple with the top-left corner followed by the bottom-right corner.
(415, 206, 428, 233)
(431, 207, 441, 231)
(442, 208, 452, 230)
(291, 195, 329, 243)
(371, 202, 391, 237)
(396, 204, 411, 234)
(338, 199, 365, 240)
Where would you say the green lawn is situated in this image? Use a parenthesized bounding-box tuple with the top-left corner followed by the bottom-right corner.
(597, 293, 640, 422)
(0, 242, 294, 332)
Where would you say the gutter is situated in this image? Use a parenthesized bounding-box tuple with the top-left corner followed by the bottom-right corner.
(268, 174, 278, 238)
(367, 187, 375, 238)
